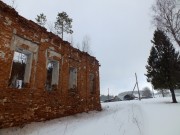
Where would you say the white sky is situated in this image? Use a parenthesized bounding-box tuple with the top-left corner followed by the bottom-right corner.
(3, 0, 155, 95)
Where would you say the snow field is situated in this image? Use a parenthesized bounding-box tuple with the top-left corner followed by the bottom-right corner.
(0, 97, 180, 135)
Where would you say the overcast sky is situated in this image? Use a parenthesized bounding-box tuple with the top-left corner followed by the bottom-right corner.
(4, 0, 155, 95)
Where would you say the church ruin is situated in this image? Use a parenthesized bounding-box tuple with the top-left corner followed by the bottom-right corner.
(0, 1, 101, 128)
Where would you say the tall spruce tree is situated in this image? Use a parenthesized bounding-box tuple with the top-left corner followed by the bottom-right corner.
(54, 12, 73, 40)
(146, 29, 180, 103)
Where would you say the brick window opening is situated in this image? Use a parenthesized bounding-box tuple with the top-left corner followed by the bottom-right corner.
(89, 73, 95, 94)
(69, 67, 77, 91)
(9, 50, 32, 89)
(45, 60, 59, 91)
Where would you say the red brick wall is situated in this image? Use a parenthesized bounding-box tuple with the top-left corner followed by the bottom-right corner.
(0, 1, 101, 128)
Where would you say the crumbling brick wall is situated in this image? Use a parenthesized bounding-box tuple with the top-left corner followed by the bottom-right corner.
(0, 1, 101, 128)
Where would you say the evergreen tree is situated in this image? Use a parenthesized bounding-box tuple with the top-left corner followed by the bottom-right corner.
(54, 12, 73, 40)
(35, 13, 47, 27)
(146, 29, 180, 103)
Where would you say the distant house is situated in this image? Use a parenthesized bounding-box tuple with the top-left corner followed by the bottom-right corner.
(118, 91, 143, 100)
(114, 96, 121, 101)
(104, 96, 121, 102)
(123, 94, 135, 100)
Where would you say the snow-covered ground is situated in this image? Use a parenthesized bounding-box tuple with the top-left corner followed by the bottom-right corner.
(0, 97, 180, 135)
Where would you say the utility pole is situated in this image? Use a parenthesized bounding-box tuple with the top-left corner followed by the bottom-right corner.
(135, 73, 141, 101)
(131, 83, 136, 96)
(131, 73, 141, 101)
(108, 88, 109, 100)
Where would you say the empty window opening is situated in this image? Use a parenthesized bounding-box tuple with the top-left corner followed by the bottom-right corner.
(89, 73, 95, 94)
(9, 51, 31, 89)
(69, 67, 77, 91)
(45, 60, 59, 91)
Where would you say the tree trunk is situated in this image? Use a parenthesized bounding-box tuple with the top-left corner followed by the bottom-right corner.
(62, 23, 64, 40)
(170, 88, 177, 103)
(161, 90, 165, 97)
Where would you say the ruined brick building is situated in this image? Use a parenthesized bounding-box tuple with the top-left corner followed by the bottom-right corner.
(0, 1, 101, 128)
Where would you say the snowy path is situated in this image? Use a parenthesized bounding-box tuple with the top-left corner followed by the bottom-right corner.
(100, 102, 144, 135)
(0, 97, 180, 135)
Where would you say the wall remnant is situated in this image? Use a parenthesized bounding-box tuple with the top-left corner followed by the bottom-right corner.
(0, 51, 5, 59)
(0, 1, 101, 129)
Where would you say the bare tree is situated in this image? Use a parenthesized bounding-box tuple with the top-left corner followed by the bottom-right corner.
(47, 21, 56, 34)
(11, 0, 17, 9)
(157, 89, 170, 97)
(76, 43, 81, 50)
(142, 87, 152, 98)
(152, 0, 180, 46)
(67, 35, 74, 46)
(82, 35, 91, 54)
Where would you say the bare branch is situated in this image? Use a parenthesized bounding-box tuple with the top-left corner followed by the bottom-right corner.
(152, 0, 180, 46)
(11, 0, 17, 9)
(82, 35, 91, 54)
(47, 21, 56, 34)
